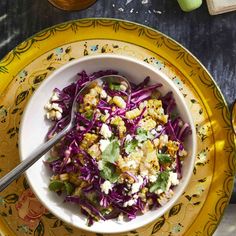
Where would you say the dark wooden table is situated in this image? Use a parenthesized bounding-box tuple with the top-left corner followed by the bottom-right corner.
(0, 0, 235, 200)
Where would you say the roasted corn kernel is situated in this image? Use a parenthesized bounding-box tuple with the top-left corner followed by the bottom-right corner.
(69, 173, 81, 186)
(111, 116, 126, 138)
(125, 108, 141, 120)
(80, 133, 98, 150)
(113, 96, 126, 109)
(139, 116, 156, 131)
(59, 173, 69, 181)
(167, 141, 179, 157)
(87, 144, 101, 160)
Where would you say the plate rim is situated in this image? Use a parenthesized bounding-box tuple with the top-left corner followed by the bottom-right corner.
(0, 17, 235, 236)
(0, 17, 231, 112)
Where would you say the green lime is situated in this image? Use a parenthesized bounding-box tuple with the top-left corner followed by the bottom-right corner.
(177, 0, 202, 12)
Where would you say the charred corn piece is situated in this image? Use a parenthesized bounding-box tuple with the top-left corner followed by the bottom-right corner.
(69, 173, 81, 186)
(111, 116, 126, 138)
(59, 173, 69, 181)
(80, 133, 98, 150)
(113, 96, 126, 109)
(139, 116, 156, 131)
(125, 108, 141, 120)
(87, 144, 101, 159)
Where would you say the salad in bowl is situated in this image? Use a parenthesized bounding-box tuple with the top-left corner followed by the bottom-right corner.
(19, 54, 196, 233)
(45, 70, 191, 224)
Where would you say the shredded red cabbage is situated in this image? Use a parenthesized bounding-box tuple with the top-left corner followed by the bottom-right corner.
(45, 70, 191, 225)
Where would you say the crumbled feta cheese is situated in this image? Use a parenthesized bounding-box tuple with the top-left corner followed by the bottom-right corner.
(100, 124, 112, 139)
(151, 129, 157, 135)
(159, 134, 168, 145)
(166, 172, 179, 191)
(123, 198, 137, 207)
(131, 183, 140, 194)
(153, 138, 160, 147)
(131, 176, 143, 194)
(107, 95, 112, 102)
(99, 139, 110, 152)
(137, 175, 143, 183)
(100, 89, 107, 99)
(149, 175, 157, 183)
(156, 125, 162, 132)
(171, 162, 177, 169)
(100, 180, 113, 194)
(156, 189, 164, 195)
(51, 92, 60, 101)
(128, 199, 136, 206)
(117, 213, 124, 222)
(97, 160, 103, 170)
(125, 134, 132, 142)
(169, 172, 179, 186)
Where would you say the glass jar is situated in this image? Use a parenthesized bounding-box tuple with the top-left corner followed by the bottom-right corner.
(48, 0, 96, 11)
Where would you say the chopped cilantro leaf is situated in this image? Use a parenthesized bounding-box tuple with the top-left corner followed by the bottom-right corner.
(100, 162, 119, 183)
(100, 139, 120, 183)
(157, 153, 172, 164)
(84, 110, 94, 120)
(125, 139, 138, 154)
(150, 171, 170, 193)
(64, 182, 74, 195)
(136, 128, 154, 142)
(109, 81, 121, 91)
(46, 156, 60, 163)
(102, 139, 120, 164)
(49, 180, 65, 192)
(49, 180, 75, 195)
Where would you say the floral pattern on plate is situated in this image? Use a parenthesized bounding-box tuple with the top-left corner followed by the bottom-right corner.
(0, 19, 234, 236)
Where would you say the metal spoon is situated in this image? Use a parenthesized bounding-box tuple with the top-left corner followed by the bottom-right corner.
(0, 75, 131, 192)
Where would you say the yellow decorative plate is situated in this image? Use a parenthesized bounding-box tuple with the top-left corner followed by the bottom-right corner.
(0, 18, 235, 236)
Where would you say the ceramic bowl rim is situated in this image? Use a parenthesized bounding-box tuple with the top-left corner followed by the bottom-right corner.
(19, 54, 196, 234)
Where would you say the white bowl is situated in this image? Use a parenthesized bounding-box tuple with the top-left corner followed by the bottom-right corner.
(19, 54, 196, 234)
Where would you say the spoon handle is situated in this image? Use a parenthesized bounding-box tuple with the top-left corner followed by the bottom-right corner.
(0, 125, 71, 192)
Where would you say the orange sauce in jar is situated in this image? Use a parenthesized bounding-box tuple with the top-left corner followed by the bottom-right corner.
(48, 0, 96, 11)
